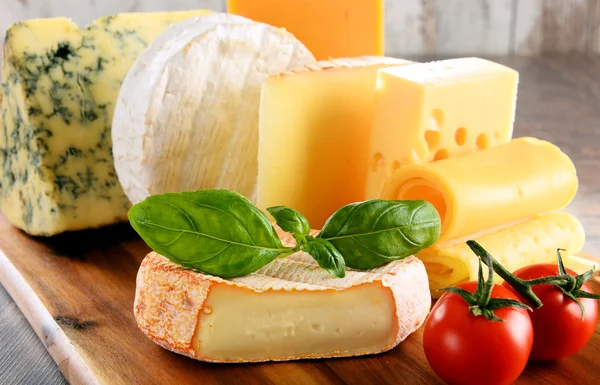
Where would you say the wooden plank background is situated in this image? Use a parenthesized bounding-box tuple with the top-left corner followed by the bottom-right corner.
(1, 0, 599, 56)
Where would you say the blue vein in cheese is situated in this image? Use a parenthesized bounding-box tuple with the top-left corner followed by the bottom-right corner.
(0, 11, 212, 235)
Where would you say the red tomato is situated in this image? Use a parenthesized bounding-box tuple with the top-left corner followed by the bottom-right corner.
(424, 282, 533, 385)
(502, 263, 598, 361)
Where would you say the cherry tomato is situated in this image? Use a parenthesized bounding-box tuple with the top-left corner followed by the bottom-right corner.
(502, 263, 598, 361)
(424, 282, 533, 385)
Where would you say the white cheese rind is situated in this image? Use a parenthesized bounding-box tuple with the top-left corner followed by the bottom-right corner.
(134, 231, 431, 363)
(112, 13, 316, 205)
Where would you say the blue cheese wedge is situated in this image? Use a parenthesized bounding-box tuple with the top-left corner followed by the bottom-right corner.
(0, 10, 211, 235)
(112, 13, 316, 205)
(134, 231, 430, 363)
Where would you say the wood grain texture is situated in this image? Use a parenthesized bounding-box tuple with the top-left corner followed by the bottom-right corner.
(433, 0, 514, 55)
(385, 0, 600, 56)
(514, 0, 600, 55)
(0, 0, 224, 35)
(3, 0, 600, 55)
(0, 56, 599, 384)
(385, 0, 515, 56)
(0, 285, 67, 385)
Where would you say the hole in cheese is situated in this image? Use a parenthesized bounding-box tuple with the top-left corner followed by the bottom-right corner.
(371, 153, 385, 172)
(424, 130, 440, 151)
(397, 179, 447, 221)
(455, 127, 467, 146)
(433, 149, 449, 161)
(391, 160, 401, 173)
(476, 133, 490, 149)
(430, 108, 444, 129)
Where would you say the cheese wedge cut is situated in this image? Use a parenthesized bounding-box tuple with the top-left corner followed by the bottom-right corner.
(417, 212, 585, 298)
(0, 10, 212, 235)
(257, 57, 412, 228)
(134, 232, 431, 362)
(366, 57, 518, 199)
(381, 137, 578, 242)
(112, 13, 315, 205)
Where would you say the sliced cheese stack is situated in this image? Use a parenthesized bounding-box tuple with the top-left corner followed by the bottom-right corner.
(134, 230, 430, 363)
(380, 137, 583, 296)
(0, 10, 212, 235)
(257, 57, 411, 228)
(366, 57, 518, 199)
(113, 13, 315, 206)
(419, 212, 585, 297)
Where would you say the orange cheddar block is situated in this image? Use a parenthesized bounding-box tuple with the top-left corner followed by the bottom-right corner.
(227, 0, 384, 60)
(258, 57, 412, 228)
(366, 58, 518, 199)
(381, 137, 578, 242)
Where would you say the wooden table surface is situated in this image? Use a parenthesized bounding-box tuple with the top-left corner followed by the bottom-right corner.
(1, 55, 599, 384)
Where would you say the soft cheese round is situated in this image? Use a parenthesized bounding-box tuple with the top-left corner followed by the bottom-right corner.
(112, 13, 315, 204)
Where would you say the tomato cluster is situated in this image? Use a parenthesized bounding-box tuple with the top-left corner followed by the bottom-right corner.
(503, 263, 598, 362)
(423, 241, 599, 385)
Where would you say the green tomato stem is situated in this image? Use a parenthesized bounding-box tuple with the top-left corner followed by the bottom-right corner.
(467, 241, 600, 314)
(467, 240, 544, 308)
(442, 242, 531, 322)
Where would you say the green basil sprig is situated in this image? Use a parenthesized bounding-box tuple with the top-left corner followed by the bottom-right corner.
(267, 206, 346, 278)
(128, 190, 441, 278)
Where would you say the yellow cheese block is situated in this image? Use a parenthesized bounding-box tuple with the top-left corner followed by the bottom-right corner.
(418, 212, 585, 298)
(381, 137, 578, 242)
(227, 0, 384, 60)
(366, 57, 518, 199)
(257, 57, 412, 228)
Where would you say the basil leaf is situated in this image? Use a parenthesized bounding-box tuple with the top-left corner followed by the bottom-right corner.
(267, 206, 310, 242)
(128, 190, 292, 278)
(318, 200, 441, 269)
(300, 236, 346, 278)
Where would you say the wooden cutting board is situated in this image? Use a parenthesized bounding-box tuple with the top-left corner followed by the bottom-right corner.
(1, 214, 600, 385)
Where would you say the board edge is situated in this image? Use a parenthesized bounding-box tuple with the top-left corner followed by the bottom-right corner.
(0, 249, 100, 385)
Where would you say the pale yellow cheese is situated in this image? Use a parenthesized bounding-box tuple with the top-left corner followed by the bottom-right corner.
(366, 57, 518, 199)
(257, 57, 412, 228)
(417, 212, 585, 298)
(134, 231, 430, 362)
(196, 282, 395, 361)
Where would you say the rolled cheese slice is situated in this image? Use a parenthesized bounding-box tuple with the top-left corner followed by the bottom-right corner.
(113, 13, 315, 204)
(417, 211, 585, 297)
(381, 137, 578, 242)
(134, 232, 430, 363)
